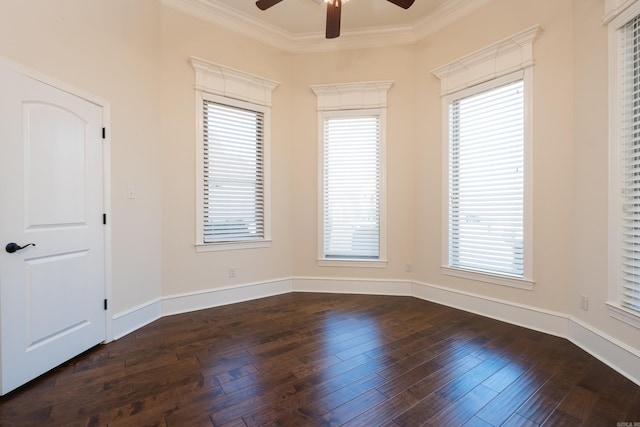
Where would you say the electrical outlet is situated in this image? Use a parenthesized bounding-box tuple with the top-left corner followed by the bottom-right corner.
(229, 267, 237, 278)
(580, 295, 589, 311)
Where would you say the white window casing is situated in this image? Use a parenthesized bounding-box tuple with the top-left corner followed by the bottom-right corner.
(312, 81, 392, 268)
(191, 57, 278, 252)
(433, 26, 539, 290)
(608, 0, 640, 328)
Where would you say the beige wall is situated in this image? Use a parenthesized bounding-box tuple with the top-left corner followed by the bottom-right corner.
(289, 45, 416, 280)
(413, 0, 576, 313)
(159, 8, 294, 296)
(0, 0, 164, 313)
(1, 0, 637, 355)
(570, 0, 640, 347)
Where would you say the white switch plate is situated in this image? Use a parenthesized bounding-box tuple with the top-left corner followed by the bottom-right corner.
(127, 185, 135, 199)
(580, 295, 589, 311)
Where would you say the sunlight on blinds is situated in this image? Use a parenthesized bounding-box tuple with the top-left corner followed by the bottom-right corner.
(203, 101, 264, 243)
(620, 15, 640, 312)
(449, 80, 524, 277)
(323, 115, 380, 259)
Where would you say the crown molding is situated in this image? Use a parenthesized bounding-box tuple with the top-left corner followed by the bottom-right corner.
(161, 0, 494, 53)
(413, 0, 493, 40)
(162, 0, 294, 51)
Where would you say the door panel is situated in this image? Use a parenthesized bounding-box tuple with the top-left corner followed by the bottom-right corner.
(25, 103, 87, 227)
(0, 62, 105, 395)
(26, 251, 90, 347)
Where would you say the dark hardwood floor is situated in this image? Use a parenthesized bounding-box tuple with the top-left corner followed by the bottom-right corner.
(1, 293, 639, 426)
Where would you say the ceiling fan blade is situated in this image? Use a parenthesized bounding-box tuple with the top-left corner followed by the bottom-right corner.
(326, 0, 341, 39)
(385, 0, 415, 9)
(255, 0, 284, 11)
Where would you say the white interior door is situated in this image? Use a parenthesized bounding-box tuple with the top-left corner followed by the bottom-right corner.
(0, 62, 106, 395)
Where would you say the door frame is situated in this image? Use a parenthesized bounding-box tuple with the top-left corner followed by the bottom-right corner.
(0, 56, 113, 343)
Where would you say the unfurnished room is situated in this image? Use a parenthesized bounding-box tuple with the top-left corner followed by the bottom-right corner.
(0, 0, 639, 425)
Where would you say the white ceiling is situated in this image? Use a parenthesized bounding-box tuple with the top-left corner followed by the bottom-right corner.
(218, 0, 449, 34)
(161, 0, 491, 52)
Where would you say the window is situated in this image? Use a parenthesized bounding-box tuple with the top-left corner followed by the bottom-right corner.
(202, 97, 264, 244)
(312, 81, 392, 267)
(608, 2, 640, 327)
(322, 111, 381, 260)
(448, 77, 525, 278)
(433, 26, 538, 289)
(191, 58, 278, 252)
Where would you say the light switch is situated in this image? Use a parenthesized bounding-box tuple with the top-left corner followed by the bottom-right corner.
(127, 185, 135, 199)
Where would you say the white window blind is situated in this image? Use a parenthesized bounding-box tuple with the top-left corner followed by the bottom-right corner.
(448, 80, 524, 277)
(619, 14, 640, 312)
(203, 100, 264, 243)
(323, 115, 380, 259)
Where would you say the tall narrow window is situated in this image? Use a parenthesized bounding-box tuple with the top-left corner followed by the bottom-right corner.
(617, 13, 640, 313)
(448, 79, 524, 278)
(203, 100, 264, 243)
(323, 113, 380, 259)
(433, 27, 537, 289)
(312, 81, 391, 267)
(191, 58, 277, 252)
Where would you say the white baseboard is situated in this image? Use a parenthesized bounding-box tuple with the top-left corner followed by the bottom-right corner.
(112, 297, 162, 340)
(162, 277, 292, 316)
(109, 276, 640, 386)
(411, 281, 569, 337)
(569, 317, 640, 386)
(293, 276, 413, 296)
(412, 280, 640, 387)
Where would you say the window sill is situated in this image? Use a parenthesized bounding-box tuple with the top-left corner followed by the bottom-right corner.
(441, 266, 534, 290)
(318, 259, 388, 268)
(196, 240, 272, 253)
(606, 302, 640, 329)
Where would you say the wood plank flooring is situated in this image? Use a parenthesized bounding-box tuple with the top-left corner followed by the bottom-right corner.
(1, 292, 639, 426)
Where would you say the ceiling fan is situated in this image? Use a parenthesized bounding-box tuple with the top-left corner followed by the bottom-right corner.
(255, 0, 416, 39)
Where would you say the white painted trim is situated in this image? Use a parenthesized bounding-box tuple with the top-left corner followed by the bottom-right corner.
(608, 12, 623, 308)
(293, 277, 412, 296)
(606, 302, 640, 329)
(604, 0, 640, 24)
(195, 240, 272, 253)
(441, 266, 534, 291)
(608, 0, 640, 28)
(413, 0, 493, 41)
(190, 57, 279, 107)
(317, 259, 388, 268)
(112, 298, 162, 340)
(568, 317, 640, 386)
(108, 276, 640, 387)
(432, 25, 540, 96)
(311, 81, 394, 111)
(411, 280, 568, 337)
(162, 278, 292, 316)
(411, 280, 640, 386)
(161, 0, 492, 53)
(102, 105, 114, 343)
